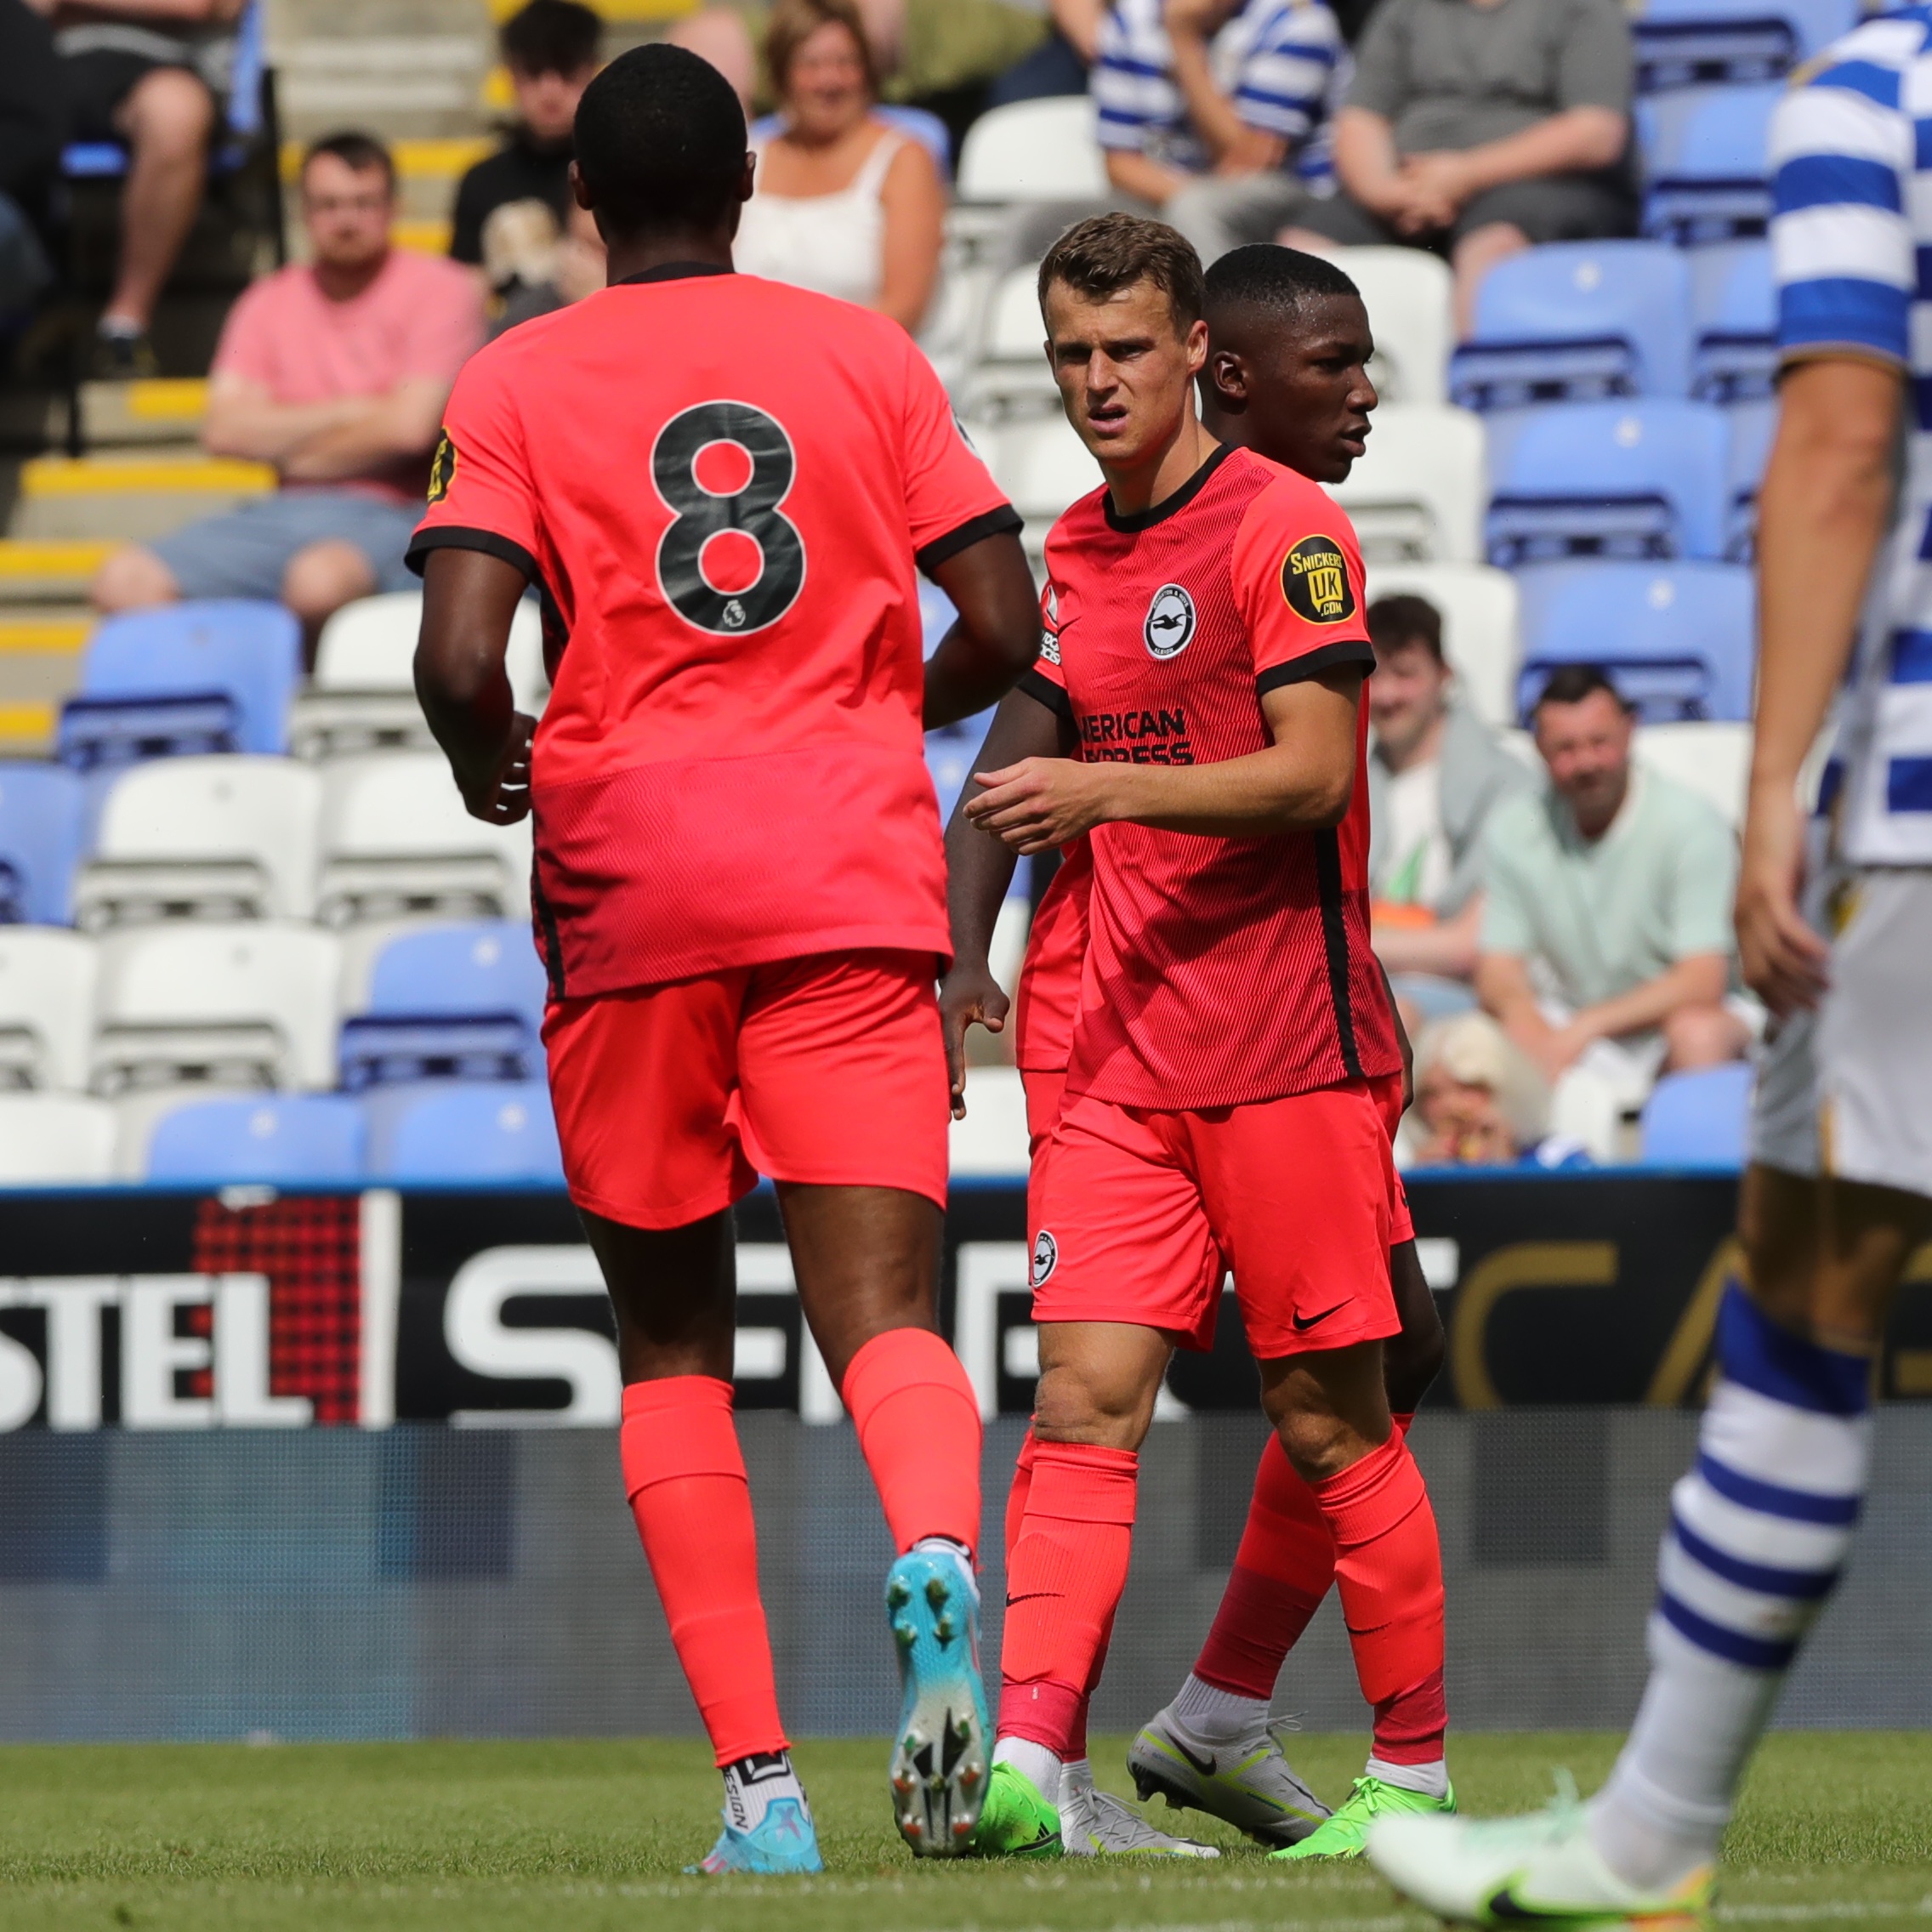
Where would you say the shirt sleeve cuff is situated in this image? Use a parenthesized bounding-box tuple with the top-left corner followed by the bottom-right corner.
(915, 504, 1024, 576)
(405, 525, 539, 582)
(1254, 638, 1375, 695)
(1018, 666, 1072, 722)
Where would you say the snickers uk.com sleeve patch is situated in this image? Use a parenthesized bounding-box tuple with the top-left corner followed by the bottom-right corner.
(1280, 534, 1355, 624)
(427, 431, 457, 504)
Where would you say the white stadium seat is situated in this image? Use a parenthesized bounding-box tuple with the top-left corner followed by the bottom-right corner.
(316, 753, 533, 929)
(0, 1093, 117, 1185)
(985, 414, 1100, 560)
(91, 923, 342, 1094)
(289, 592, 547, 760)
(1366, 563, 1522, 731)
(1334, 247, 1452, 407)
(73, 755, 322, 930)
(1635, 719, 1752, 827)
(948, 1065, 1031, 1176)
(959, 267, 1059, 423)
(0, 927, 98, 1092)
(957, 97, 1107, 203)
(1328, 404, 1485, 565)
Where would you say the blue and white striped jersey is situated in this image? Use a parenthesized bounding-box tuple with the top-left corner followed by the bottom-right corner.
(1771, 6, 1932, 863)
(1093, 0, 1344, 185)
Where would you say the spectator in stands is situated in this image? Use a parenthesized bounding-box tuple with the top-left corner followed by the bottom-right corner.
(1367, 592, 1527, 1016)
(1476, 665, 1749, 1149)
(0, 0, 63, 319)
(1400, 1009, 1590, 1168)
(90, 134, 483, 657)
(734, 0, 945, 331)
(1285, 0, 1635, 333)
(43, 0, 241, 377)
(1094, 0, 1344, 266)
(986, 0, 1097, 105)
(488, 196, 605, 338)
(450, 0, 601, 303)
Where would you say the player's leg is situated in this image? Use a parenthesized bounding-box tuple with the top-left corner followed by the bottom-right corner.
(733, 951, 989, 1854)
(548, 974, 821, 1875)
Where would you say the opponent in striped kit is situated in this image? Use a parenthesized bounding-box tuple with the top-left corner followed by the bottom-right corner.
(1368, 16, 1932, 1923)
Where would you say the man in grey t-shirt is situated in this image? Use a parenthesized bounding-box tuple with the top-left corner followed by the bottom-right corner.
(1284, 0, 1635, 332)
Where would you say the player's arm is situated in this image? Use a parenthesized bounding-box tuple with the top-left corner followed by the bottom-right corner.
(939, 684, 1072, 1114)
(966, 666, 1361, 850)
(922, 531, 1042, 729)
(414, 548, 536, 824)
(1739, 355, 1901, 1014)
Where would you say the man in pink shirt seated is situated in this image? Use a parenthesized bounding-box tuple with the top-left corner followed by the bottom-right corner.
(93, 131, 485, 656)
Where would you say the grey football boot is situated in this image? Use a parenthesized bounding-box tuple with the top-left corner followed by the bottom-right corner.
(1128, 1703, 1331, 1848)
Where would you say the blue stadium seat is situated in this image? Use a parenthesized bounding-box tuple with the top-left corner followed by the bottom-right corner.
(1639, 1061, 1754, 1168)
(1639, 86, 1781, 244)
(1724, 398, 1777, 561)
(57, 601, 302, 770)
(363, 1080, 564, 1184)
(338, 920, 550, 1090)
(749, 103, 952, 173)
(0, 762, 84, 923)
(1633, 0, 1855, 91)
(1689, 242, 1775, 403)
(1449, 242, 1691, 409)
(1485, 401, 1730, 565)
(1516, 560, 1754, 723)
(145, 1093, 365, 1185)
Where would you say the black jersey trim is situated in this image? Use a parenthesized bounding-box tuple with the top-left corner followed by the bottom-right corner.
(1103, 441, 1234, 533)
(612, 260, 735, 285)
(531, 869, 567, 1001)
(1017, 667, 1073, 723)
(1254, 639, 1375, 696)
(917, 504, 1025, 574)
(406, 525, 539, 583)
(1313, 827, 1364, 1081)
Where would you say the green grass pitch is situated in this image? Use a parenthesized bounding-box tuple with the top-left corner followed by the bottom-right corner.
(0, 1733, 1928, 1929)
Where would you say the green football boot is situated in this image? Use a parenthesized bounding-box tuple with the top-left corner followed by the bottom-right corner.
(965, 1760, 1063, 1858)
(1271, 1773, 1456, 1861)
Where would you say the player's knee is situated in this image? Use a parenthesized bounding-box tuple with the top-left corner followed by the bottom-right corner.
(1663, 1003, 1747, 1071)
(91, 545, 178, 613)
(280, 540, 374, 627)
(1030, 1358, 1158, 1451)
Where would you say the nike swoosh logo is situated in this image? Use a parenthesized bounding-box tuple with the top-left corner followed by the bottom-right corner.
(1293, 1301, 1350, 1332)
(1168, 1737, 1217, 1777)
(1483, 1881, 1567, 1921)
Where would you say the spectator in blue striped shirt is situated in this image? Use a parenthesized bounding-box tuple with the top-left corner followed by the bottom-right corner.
(1093, 0, 1344, 264)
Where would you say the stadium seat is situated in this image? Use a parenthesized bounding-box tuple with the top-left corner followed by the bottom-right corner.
(959, 267, 1059, 423)
(1485, 401, 1730, 565)
(1515, 560, 1754, 723)
(338, 919, 548, 1091)
(0, 1093, 117, 1185)
(72, 755, 321, 930)
(1639, 85, 1781, 245)
(288, 592, 548, 761)
(1450, 242, 1691, 410)
(91, 923, 342, 1094)
(0, 761, 85, 924)
(144, 1092, 365, 1185)
(1724, 397, 1777, 561)
(956, 97, 1107, 202)
(1365, 563, 1521, 730)
(984, 413, 1100, 551)
(1331, 405, 1486, 565)
(0, 927, 98, 1090)
(1633, 0, 1855, 93)
(1689, 241, 1775, 403)
(1639, 1060, 1754, 1168)
(1334, 247, 1452, 406)
(363, 1078, 564, 1184)
(57, 600, 302, 769)
(315, 753, 533, 929)
(949, 1065, 1031, 1176)
(1634, 719, 1752, 826)
(753, 103, 952, 172)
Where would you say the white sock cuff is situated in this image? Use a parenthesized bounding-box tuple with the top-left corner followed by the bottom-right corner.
(1366, 1753, 1449, 1800)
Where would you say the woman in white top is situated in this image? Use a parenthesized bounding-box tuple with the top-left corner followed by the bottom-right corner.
(733, 0, 945, 331)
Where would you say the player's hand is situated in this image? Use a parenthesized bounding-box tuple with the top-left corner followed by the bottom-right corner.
(939, 960, 1011, 1119)
(965, 758, 1112, 855)
(1736, 781, 1830, 1016)
(458, 711, 536, 825)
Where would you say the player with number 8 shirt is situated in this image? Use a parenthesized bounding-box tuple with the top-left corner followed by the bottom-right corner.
(409, 45, 1039, 1875)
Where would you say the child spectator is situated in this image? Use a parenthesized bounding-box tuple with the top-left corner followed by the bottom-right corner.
(1094, 0, 1344, 264)
(450, 0, 601, 301)
(90, 134, 483, 658)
